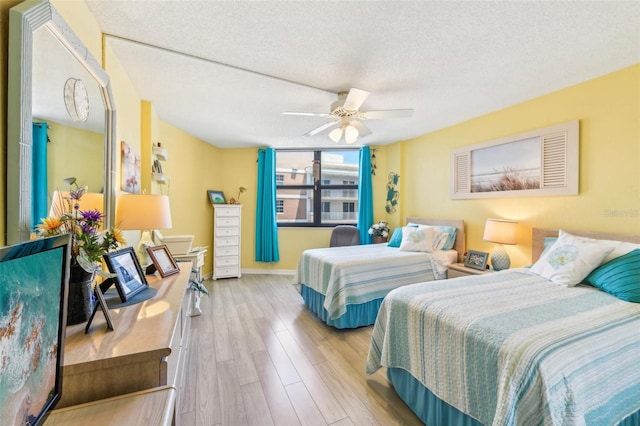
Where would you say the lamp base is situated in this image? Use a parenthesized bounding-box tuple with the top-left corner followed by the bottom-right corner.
(491, 245, 511, 271)
(136, 230, 154, 270)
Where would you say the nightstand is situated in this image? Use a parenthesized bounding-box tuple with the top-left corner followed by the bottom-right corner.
(447, 262, 493, 278)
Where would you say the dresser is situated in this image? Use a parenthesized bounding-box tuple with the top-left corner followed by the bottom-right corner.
(213, 204, 242, 279)
(51, 264, 193, 424)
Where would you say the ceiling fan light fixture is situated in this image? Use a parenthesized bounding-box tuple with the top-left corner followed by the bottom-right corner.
(329, 126, 344, 143)
(344, 124, 359, 144)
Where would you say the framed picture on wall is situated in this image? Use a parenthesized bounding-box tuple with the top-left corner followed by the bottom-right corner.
(207, 190, 226, 204)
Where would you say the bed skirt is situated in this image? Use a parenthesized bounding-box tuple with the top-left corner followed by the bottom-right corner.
(387, 368, 640, 426)
(300, 284, 382, 329)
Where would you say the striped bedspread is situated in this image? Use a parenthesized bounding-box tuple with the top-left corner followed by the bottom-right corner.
(295, 244, 454, 320)
(366, 269, 640, 425)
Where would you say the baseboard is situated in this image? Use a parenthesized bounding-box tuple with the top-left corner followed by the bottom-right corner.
(241, 268, 296, 276)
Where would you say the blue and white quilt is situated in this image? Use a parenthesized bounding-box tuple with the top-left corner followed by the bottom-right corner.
(366, 269, 640, 426)
(295, 244, 455, 320)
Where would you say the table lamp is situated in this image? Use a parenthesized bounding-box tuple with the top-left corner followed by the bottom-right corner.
(116, 194, 172, 272)
(483, 218, 517, 271)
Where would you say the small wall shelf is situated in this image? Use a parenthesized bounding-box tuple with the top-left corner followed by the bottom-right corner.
(152, 172, 168, 184)
(152, 146, 168, 161)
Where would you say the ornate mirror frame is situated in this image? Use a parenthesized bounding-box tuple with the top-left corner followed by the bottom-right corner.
(7, 0, 116, 244)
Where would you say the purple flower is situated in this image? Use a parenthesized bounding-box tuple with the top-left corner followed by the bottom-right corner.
(81, 209, 103, 222)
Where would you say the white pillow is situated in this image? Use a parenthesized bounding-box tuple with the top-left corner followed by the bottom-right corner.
(406, 223, 447, 250)
(399, 226, 435, 252)
(530, 230, 615, 287)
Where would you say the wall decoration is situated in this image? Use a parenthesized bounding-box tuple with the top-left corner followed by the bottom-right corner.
(121, 141, 141, 194)
(450, 120, 579, 199)
(371, 148, 378, 175)
(385, 172, 400, 213)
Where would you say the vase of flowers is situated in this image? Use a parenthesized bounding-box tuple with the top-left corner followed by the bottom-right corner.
(36, 182, 125, 324)
(368, 220, 390, 244)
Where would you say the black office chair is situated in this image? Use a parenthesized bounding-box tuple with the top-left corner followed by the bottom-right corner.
(329, 225, 361, 247)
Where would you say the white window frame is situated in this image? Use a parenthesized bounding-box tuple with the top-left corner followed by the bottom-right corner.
(450, 120, 579, 199)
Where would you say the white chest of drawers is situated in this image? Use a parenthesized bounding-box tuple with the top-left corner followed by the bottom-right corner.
(213, 205, 242, 280)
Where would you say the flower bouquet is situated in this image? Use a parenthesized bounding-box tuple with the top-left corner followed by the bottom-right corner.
(368, 220, 390, 243)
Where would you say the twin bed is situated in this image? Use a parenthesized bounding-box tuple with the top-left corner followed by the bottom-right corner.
(366, 227, 640, 425)
(294, 218, 464, 329)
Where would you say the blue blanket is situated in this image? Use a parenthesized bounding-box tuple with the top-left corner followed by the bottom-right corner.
(366, 269, 640, 425)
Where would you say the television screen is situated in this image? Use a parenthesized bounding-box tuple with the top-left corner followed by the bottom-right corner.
(0, 234, 70, 425)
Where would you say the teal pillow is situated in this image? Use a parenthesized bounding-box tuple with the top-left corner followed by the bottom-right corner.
(435, 226, 457, 250)
(585, 249, 640, 303)
(388, 228, 403, 247)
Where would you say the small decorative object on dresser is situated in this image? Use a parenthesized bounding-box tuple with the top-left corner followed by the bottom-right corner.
(147, 245, 180, 277)
(463, 249, 489, 271)
(368, 220, 390, 243)
(207, 189, 226, 204)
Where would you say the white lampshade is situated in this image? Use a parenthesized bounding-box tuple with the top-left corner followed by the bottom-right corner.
(344, 124, 359, 144)
(483, 218, 517, 271)
(483, 218, 517, 245)
(49, 191, 104, 217)
(329, 126, 344, 143)
(116, 194, 172, 231)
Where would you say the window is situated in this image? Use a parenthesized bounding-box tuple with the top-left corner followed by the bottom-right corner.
(276, 199, 284, 214)
(276, 149, 360, 226)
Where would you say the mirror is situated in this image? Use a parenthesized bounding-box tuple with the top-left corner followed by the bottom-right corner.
(7, 0, 116, 244)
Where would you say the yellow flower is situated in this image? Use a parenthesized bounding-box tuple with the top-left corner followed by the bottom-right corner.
(37, 217, 63, 235)
(111, 227, 125, 244)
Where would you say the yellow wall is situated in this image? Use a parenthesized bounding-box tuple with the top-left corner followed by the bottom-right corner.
(2, 1, 637, 276)
(392, 64, 640, 267)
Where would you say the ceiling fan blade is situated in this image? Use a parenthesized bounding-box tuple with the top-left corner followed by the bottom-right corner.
(349, 120, 372, 137)
(361, 109, 413, 120)
(343, 88, 370, 111)
(304, 120, 340, 137)
(282, 111, 330, 117)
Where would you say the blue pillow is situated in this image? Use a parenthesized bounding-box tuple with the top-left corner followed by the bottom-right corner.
(388, 228, 403, 247)
(435, 226, 457, 250)
(584, 249, 640, 303)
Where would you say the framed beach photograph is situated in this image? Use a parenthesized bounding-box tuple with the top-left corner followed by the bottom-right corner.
(147, 245, 180, 277)
(208, 189, 226, 204)
(103, 247, 148, 302)
(464, 250, 489, 271)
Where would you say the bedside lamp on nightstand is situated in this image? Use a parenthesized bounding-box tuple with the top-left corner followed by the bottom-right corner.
(483, 218, 517, 271)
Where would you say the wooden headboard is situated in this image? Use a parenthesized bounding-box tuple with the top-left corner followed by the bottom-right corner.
(532, 228, 640, 263)
(405, 217, 465, 261)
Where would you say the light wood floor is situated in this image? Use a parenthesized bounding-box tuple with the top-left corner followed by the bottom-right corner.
(177, 274, 422, 426)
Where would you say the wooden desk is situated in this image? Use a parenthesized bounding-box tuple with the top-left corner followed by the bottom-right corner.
(57, 264, 192, 410)
(46, 386, 176, 426)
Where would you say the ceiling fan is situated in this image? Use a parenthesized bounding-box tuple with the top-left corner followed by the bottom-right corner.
(283, 88, 413, 144)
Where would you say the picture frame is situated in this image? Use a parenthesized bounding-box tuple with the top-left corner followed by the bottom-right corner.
(85, 285, 115, 333)
(147, 245, 180, 278)
(208, 189, 226, 204)
(103, 247, 149, 302)
(464, 249, 489, 271)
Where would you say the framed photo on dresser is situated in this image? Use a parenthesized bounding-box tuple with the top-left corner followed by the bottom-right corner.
(103, 247, 149, 302)
(464, 250, 489, 271)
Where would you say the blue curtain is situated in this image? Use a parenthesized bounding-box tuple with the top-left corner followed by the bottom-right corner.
(358, 146, 373, 244)
(255, 148, 280, 262)
(32, 122, 49, 228)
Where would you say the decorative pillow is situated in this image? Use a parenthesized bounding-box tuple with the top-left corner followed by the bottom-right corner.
(529, 230, 615, 287)
(435, 225, 457, 250)
(388, 228, 403, 248)
(585, 249, 640, 302)
(399, 226, 435, 252)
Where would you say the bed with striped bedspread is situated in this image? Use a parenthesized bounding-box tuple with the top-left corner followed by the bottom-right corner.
(295, 244, 454, 323)
(366, 269, 640, 425)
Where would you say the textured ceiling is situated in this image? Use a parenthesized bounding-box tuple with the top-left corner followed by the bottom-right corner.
(83, 1, 640, 148)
